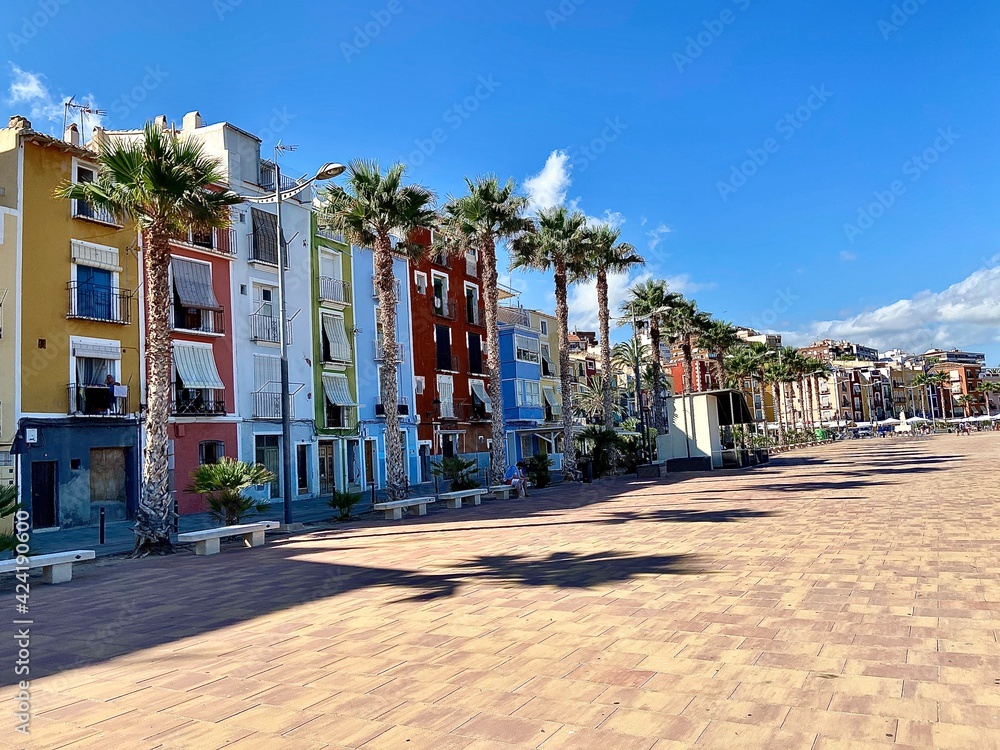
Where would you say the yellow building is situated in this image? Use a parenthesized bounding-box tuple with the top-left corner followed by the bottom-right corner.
(0, 116, 141, 529)
(528, 309, 562, 428)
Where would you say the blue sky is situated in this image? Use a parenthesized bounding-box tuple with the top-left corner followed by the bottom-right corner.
(6, 0, 1000, 361)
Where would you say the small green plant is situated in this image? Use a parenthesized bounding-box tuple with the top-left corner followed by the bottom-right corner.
(328, 489, 362, 522)
(188, 458, 274, 526)
(524, 454, 552, 489)
(576, 426, 624, 477)
(0, 485, 20, 555)
(430, 456, 481, 491)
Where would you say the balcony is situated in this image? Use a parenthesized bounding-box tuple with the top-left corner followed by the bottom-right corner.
(172, 389, 226, 416)
(466, 303, 484, 327)
(375, 398, 410, 417)
(432, 294, 457, 320)
(249, 314, 291, 344)
(172, 227, 238, 256)
(319, 277, 352, 305)
(259, 161, 305, 194)
(370, 276, 401, 300)
(68, 383, 131, 416)
(439, 400, 457, 420)
(72, 199, 119, 226)
(67, 283, 132, 324)
(252, 391, 296, 420)
(498, 307, 530, 327)
(172, 305, 225, 335)
(373, 339, 406, 362)
(316, 226, 346, 243)
(325, 404, 359, 431)
(248, 233, 287, 267)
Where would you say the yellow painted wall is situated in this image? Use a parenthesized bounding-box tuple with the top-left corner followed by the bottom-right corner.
(17, 137, 140, 415)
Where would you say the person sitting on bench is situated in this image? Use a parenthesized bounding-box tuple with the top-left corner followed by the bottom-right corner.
(504, 461, 530, 498)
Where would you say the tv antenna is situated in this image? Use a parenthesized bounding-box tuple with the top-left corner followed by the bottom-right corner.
(62, 97, 107, 144)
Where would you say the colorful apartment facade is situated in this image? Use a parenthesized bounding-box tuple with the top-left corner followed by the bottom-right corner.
(0, 116, 142, 528)
(408, 231, 493, 478)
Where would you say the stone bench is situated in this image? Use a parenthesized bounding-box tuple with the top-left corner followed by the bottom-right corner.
(177, 521, 280, 556)
(373, 496, 435, 520)
(439, 489, 484, 509)
(0, 550, 95, 584)
(488, 485, 515, 500)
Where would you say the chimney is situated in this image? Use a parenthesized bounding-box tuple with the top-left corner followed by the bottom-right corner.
(182, 110, 203, 131)
(8, 115, 31, 131)
(153, 114, 167, 129)
(90, 126, 106, 152)
(64, 122, 80, 146)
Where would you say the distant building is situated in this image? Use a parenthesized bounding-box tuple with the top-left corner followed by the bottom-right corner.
(920, 348, 986, 366)
(799, 339, 879, 363)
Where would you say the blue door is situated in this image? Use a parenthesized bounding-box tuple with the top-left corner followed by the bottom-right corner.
(78, 266, 112, 320)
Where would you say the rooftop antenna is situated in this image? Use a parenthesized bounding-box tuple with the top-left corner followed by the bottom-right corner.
(63, 96, 106, 144)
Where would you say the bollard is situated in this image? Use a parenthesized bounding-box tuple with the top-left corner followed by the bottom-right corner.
(370, 481, 376, 507)
(434, 474, 439, 497)
(172, 492, 180, 534)
(99, 506, 106, 545)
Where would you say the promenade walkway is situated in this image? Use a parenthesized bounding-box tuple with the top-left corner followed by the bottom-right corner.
(3, 434, 999, 749)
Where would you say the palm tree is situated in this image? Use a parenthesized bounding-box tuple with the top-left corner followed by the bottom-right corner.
(663, 298, 712, 395)
(437, 176, 532, 485)
(511, 206, 589, 480)
(801, 357, 831, 428)
(698, 319, 741, 389)
(955, 394, 976, 418)
(320, 161, 435, 500)
(914, 371, 948, 423)
(57, 123, 241, 556)
(574, 225, 644, 428)
(764, 358, 795, 444)
(188, 458, 275, 526)
(620, 280, 682, 433)
(979, 381, 1000, 417)
(576, 375, 625, 423)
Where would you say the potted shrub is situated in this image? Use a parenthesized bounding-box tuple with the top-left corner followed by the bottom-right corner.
(524, 454, 553, 489)
(431, 456, 481, 492)
(328, 490, 363, 522)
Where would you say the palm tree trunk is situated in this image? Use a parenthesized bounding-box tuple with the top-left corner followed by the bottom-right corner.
(134, 227, 174, 556)
(374, 234, 406, 501)
(597, 269, 614, 430)
(480, 237, 507, 485)
(773, 384, 786, 445)
(649, 322, 666, 434)
(716, 349, 727, 389)
(682, 337, 694, 394)
(555, 264, 577, 480)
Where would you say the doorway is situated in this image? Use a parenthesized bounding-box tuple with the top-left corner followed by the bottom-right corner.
(30, 461, 58, 529)
(255, 435, 280, 498)
(347, 439, 361, 490)
(364, 439, 377, 487)
(90, 448, 127, 522)
(318, 441, 335, 495)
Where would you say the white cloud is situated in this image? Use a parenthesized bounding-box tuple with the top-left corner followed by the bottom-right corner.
(524, 150, 571, 213)
(782, 261, 1000, 357)
(6, 64, 102, 134)
(640, 216, 648, 227)
(840, 250, 856, 262)
(645, 223, 671, 251)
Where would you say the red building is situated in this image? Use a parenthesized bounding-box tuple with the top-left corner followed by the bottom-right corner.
(146, 226, 239, 515)
(408, 230, 492, 476)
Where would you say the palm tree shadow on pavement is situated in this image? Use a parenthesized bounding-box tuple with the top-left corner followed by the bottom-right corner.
(0, 546, 704, 688)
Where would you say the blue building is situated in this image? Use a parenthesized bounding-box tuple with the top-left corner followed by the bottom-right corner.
(497, 307, 560, 466)
(352, 246, 420, 491)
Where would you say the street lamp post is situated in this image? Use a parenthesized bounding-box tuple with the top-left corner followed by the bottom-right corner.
(246, 159, 346, 526)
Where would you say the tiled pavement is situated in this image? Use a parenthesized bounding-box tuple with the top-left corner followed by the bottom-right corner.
(3, 434, 1000, 749)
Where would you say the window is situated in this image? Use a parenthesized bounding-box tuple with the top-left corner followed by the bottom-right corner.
(515, 335, 540, 363)
(436, 324, 452, 371)
(587, 360, 595, 371)
(172, 258, 222, 333)
(199, 441, 225, 465)
(539, 320, 548, 336)
(297, 445, 309, 493)
(468, 333, 484, 374)
(415, 376, 425, 395)
(0, 451, 12, 467)
(515, 379, 541, 407)
(321, 314, 351, 363)
(437, 374, 455, 418)
(414, 271, 427, 295)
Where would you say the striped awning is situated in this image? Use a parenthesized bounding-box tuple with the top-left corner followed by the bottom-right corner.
(322, 373, 355, 406)
(251, 207, 285, 256)
(172, 258, 221, 310)
(321, 315, 351, 362)
(543, 386, 559, 406)
(470, 379, 492, 413)
(72, 341, 121, 360)
(173, 342, 225, 390)
(71, 240, 121, 272)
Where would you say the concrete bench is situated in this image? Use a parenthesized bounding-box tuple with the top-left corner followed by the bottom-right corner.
(439, 489, 484, 509)
(177, 521, 280, 556)
(488, 485, 515, 500)
(373, 496, 435, 520)
(0, 550, 95, 584)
